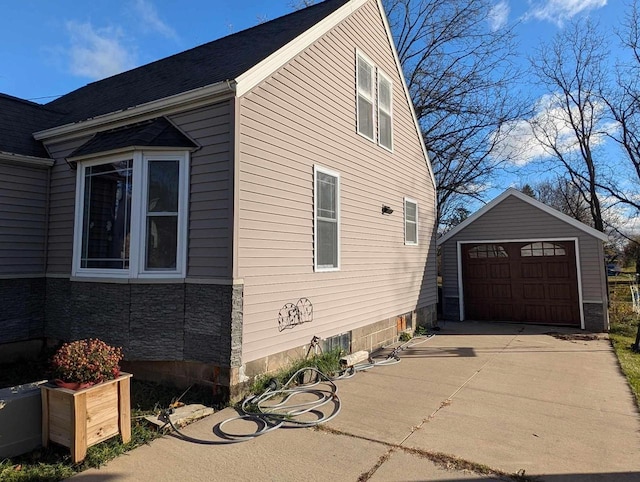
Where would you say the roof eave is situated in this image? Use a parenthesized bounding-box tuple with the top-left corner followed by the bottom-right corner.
(33, 80, 236, 142)
(0, 151, 54, 167)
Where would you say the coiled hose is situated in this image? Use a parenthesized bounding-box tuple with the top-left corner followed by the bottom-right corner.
(161, 333, 435, 444)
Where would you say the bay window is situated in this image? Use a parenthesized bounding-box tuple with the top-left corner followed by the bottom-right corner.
(73, 150, 189, 278)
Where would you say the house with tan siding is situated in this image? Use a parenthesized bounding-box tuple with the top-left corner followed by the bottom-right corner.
(0, 0, 437, 392)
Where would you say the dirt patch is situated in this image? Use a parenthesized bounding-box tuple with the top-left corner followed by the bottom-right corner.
(546, 332, 601, 341)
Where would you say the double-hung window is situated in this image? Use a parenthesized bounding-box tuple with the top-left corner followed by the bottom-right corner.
(314, 166, 340, 271)
(356, 51, 393, 150)
(356, 53, 375, 141)
(73, 150, 189, 278)
(404, 198, 418, 245)
(378, 71, 393, 150)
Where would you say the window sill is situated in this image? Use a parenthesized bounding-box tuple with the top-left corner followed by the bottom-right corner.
(69, 276, 186, 284)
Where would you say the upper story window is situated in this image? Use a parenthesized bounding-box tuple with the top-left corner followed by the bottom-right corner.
(314, 165, 340, 271)
(404, 197, 418, 245)
(357, 53, 375, 141)
(378, 71, 393, 150)
(73, 150, 189, 278)
(356, 50, 393, 150)
(520, 242, 566, 257)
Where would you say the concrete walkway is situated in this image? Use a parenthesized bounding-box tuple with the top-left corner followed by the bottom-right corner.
(74, 321, 640, 481)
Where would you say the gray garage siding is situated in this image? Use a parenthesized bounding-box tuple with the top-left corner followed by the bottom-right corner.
(43, 101, 233, 278)
(237, 0, 437, 363)
(441, 195, 606, 305)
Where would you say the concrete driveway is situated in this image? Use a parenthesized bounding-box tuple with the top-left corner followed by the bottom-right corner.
(74, 321, 640, 481)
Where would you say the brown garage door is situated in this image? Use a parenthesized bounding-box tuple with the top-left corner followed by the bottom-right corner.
(462, 241, 580, 326)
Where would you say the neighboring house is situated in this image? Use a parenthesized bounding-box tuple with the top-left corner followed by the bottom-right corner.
(0, 0, 437, 392)
(438, 188, 609, 332)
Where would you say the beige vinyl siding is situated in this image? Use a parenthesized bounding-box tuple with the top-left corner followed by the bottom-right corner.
(0, 162, 49, 275)
(238, 0, 436, 362)
(170, 102, 233, 278)
(43, 101, 233, 277)
(441, 196, 606, 302)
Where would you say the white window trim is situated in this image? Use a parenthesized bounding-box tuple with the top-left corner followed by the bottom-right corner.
(377, 70, 393, 152)
(356, 50, 376, 142)
(314, 165, 341, 272)
(72, 149, 190, 279)
(404, 197, 418, 246)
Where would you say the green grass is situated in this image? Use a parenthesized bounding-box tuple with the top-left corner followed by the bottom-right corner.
(608, 284, 640, 408)
(249, 348, 343, 394)
(0, 354, 217, 482)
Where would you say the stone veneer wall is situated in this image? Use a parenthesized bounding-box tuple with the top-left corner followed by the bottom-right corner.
(583, 302, 609, 332)
(44, 279, 241, 366)
(442, 296, 461, 321)
(0, 278, 45, 344)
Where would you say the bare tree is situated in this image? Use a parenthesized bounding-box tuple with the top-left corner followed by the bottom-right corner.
(528, 18, 609, 232)
(599, 0, 640, 213)
(288, 0, 317, 10)
(520, 178, 593, 225)
(383, 0, 527, 225)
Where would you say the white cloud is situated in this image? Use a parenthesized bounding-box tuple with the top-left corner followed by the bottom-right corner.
(525, 0, 607, 26)
(65, 21, 136, 79)
(489, 1, 510, 31)
(491, 93, 618, 166)
(133, 0, 178, 40)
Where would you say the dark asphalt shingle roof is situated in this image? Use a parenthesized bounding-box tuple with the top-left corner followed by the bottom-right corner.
(45, 0, 350, 126)
(0, 93, 63, 158)
(68, 117, 198, 159)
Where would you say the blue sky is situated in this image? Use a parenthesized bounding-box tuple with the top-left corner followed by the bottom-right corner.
(0, 0, 630, 227)
(0, 1, 621, 102)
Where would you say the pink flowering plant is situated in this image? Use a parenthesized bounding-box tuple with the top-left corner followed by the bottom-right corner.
(51, 338, 123, 385)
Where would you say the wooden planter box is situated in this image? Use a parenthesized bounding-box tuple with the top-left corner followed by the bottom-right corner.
(41, 373, 132, 463)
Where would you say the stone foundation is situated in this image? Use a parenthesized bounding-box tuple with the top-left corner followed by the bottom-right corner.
(243, 303, 438, 382)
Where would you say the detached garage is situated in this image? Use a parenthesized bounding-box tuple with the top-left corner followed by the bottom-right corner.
(438, 188, 610, 332)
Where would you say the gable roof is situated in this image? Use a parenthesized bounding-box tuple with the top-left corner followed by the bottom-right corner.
(19, 0, 435, 190)
(437, 187, 609, 245)
(0, 93, 62, 159)
(44, 0, 351, 126)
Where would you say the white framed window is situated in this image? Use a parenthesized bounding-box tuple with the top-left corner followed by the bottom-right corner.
(404, 197, 418, 245)
(378, 71, 393, 151)
(72, 150, 189, 279)
(314, 165, 340, 271)
(356, 52, 375, 141)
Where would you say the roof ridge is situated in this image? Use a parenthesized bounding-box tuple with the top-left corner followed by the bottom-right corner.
(0, 92, 66, 114)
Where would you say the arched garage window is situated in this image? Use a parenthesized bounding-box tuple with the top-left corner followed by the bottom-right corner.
(521, 242, 566, 257)
(468, 244, 508, 258)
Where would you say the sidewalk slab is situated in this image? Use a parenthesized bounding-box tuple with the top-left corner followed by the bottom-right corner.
(404, 328, 640, 478)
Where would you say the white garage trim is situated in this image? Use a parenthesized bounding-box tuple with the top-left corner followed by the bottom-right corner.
(456, 237, 585, 329)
